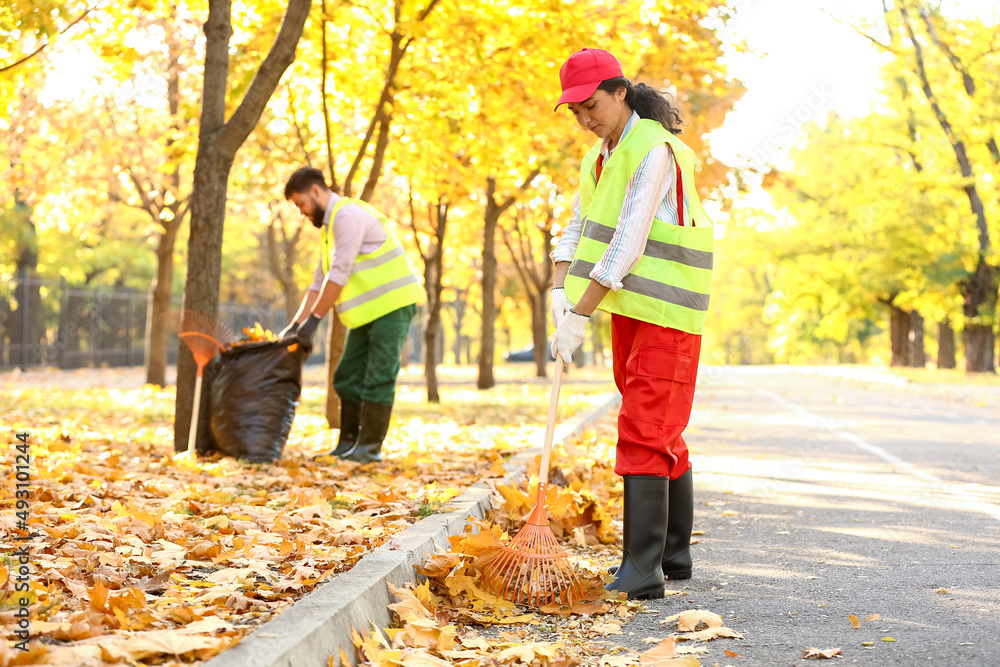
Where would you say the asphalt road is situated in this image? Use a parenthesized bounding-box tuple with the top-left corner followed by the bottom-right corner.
(616, 366, 1000, 666)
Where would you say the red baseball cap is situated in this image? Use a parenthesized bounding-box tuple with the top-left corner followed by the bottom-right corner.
(555, 48, 624, 110)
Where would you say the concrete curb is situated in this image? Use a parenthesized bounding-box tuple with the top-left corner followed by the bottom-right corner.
(204, 391, 622, 667)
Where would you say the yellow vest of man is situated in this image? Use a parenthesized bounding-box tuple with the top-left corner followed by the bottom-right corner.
(564, 119, 714, 334)
(322, 198, 421, 329)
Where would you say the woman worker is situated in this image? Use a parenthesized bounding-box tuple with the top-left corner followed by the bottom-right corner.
(549, 48, 714, 600)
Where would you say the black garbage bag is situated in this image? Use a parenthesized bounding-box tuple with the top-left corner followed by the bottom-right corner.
(207, 340, 304, 462)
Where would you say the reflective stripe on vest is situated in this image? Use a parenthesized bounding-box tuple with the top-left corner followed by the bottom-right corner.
(564, 119, 714, 334)
(322, 197, 421, 329)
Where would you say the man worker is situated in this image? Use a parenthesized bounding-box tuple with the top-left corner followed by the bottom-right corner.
(280, 167, 420, 464)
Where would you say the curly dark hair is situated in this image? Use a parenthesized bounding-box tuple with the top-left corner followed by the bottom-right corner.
(597, 77, 683, 135)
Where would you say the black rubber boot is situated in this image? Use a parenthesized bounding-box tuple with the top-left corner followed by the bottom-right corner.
(340, 401, 393, 464)
(312, 400, 361, 459)
(661, 468, 694, 580)
(608, 469, 695, 579)
(605, 475, 668, 600)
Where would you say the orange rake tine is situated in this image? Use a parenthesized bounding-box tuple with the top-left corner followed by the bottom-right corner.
(480, 364, 584, 608)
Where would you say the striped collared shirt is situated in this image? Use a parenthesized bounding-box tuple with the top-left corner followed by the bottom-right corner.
(552, 111, 681, 292)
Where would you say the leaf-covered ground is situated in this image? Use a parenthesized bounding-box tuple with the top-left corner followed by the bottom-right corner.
(0, 367, 615, 665)
(348, 414, 746, 667)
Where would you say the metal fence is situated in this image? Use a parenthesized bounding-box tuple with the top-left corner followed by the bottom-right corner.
(0, 271, 328, 372)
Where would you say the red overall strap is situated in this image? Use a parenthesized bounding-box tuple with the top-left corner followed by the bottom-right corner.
(598, 145, 685, 226)
(669, 144, 685, 226)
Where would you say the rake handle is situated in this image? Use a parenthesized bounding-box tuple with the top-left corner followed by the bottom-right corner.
(537, 362, 564, 487)
(186, 371, 204, 457)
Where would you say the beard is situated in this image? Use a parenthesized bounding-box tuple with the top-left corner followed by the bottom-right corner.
(310, 196, 325, 229)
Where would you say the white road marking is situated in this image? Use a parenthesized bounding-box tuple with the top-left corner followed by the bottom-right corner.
(758, 388, 1000, 522)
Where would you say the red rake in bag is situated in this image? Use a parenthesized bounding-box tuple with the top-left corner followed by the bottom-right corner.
(169, 310, 237, 462)
(479, 363, 583, 608)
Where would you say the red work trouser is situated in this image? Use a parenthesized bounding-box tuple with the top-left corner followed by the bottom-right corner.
(612, 313, 702, 479)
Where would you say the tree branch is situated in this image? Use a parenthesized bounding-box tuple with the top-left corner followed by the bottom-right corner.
(286, 84, 315, 166)
(0, 6, 94, 74)
(407, 180, 427, 259)
(917, 7, 974, 95)
(125, 170, 161, 224)
(266, 221, 285, 285)
(494, 167, 542, 216)
(500, 223, 534, 298)
(897, 1, 991, 254)
(218, 0, 313, 157)
(343, 0, 442, 196)
(849, 27, 900, 55)
(321, 0, 339, 192)
(359, 114, 392, 201)
(344, 29, 405, 196)
(917, 5, 1000, 165)
(417, 0, 442, 22)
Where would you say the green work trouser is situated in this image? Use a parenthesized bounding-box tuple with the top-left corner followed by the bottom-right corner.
(333, 303, 416, 406)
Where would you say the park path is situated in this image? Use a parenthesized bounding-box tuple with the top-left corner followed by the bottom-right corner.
(615, 366, 1000, 666)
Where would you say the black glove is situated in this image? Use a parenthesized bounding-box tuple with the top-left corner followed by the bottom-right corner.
(295, 314, 322, 350)
(278, 321, 299, 338)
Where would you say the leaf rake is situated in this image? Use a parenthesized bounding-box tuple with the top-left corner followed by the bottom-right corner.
(479, 363, 583, 608)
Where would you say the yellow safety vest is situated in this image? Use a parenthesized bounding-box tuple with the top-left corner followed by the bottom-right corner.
(322, 197, 421, 329)
(564, 119, 714, 334)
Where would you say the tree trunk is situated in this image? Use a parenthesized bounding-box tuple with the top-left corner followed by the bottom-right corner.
(325, 312, 348, 428)
(740, 333, 753, 365)
(399, 326, 411, 369)
(175, 151, 232, 451)
(908, 310, 925, 368)
(501, 210, 553, 380)
(424, 317, 440, 403)
(265, 214, 303, 321)
(531, 289, 547, 378)
(478, 197, 499, 390)
(12, 198, 42, 369)
(961, 258, 997, 373)
(477, 171, 540, 389)
(423, 241, 445, 402)
(174, 0, 311, 451)
(937, 320, 956, 369)
(889, 304, 910, 367)
(451, 292, 467, 365)
(412, 202, 447, 402)
(963, 326, 995, 374)
(146, 9, 185, 385)
(145, 223, 178, 385)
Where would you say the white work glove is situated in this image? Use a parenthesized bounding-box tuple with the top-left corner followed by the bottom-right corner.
(549, 287, 573, 328)
(550, 310, 589, 364)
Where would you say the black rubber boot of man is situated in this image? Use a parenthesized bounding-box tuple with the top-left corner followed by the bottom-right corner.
(340, 401, 393, 464)
(313, 400, 361, 459)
